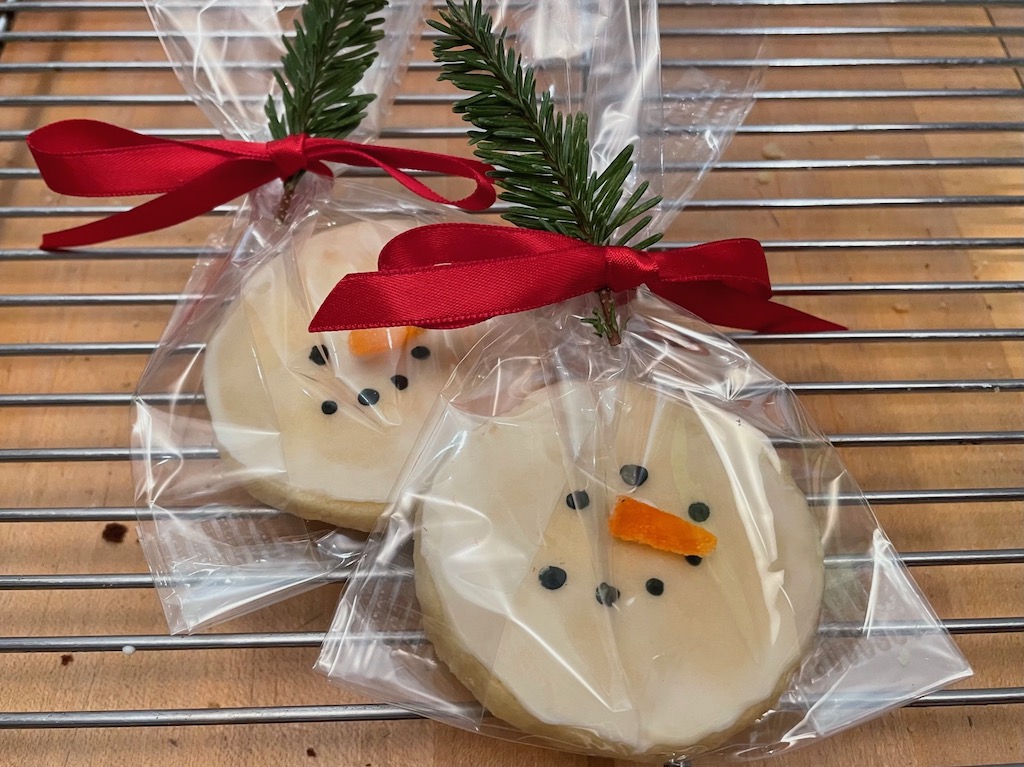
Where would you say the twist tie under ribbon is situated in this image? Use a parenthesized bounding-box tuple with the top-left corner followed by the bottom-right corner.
(310, 223, 844, 335)
(26, 120, 496, 249)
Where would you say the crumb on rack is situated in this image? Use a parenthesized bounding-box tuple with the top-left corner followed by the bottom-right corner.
(101, 522, 128, 543)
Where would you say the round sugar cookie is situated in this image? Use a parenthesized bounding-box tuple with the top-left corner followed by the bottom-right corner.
(414, 381, 825, 758)
(204, 219, 477, 532)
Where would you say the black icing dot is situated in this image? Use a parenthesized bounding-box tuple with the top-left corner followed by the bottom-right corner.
(309, 345, 329, 366)
(565, 490, 590, 510)
(688, 502, 710, 523)
(619, 464, 649, 487)
(320, 400, 338, 415)
(410, 345, 431, 360)
(595, 582, 620, 606)
(357, 389, 380, 406)
(645, 578, 664, 596)
(391, 374, 409, 391)
(538, 566, 567, 590)
(685, 555, 703, 567)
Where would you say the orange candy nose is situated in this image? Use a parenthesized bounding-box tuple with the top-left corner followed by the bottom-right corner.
(609, 496, 718, 557)
(347, 326, 423, 357)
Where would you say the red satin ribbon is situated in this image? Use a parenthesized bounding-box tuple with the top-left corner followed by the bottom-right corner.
(26, 119, 496, 249)
(310, 223, 843, 334)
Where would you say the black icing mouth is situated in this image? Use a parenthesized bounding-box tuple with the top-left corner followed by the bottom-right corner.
(566, 490, 590, 510)
(357, 388, 380, 406)
(316, 343, 432, 415)
(619, 464, 649, 487)
(538, 464, 717, 602)
(309, 344, 329, 365)
(538, 566, 567, 590)
(595, 582, 620, 606)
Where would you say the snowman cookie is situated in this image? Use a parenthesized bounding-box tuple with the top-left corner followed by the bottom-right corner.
(414, 381, 825, 758)
(204, 220, 478, 532)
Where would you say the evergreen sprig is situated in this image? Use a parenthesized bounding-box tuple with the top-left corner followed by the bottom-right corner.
(266, 0, 386, 141)
(429, 0, 663, 253)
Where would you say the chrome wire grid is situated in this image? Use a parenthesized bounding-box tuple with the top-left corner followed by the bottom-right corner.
(0, 1, 1022, 765)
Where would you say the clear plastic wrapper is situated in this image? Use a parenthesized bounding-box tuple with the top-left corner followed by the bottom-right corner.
(318, 292, 971, 761)
(315, 0, 970, 760)
(132, 0, 495, 634)
(144, 0, 424, 141)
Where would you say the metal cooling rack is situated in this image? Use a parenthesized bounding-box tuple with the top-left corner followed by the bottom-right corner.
(0, 1, 1022, 765)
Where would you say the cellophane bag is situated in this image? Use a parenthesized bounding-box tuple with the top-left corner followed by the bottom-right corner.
(131, 0, 494, 634)
(315, 0, 971, 761)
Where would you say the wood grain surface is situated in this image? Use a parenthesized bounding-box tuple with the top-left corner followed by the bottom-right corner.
(0, 3, 1022, 767)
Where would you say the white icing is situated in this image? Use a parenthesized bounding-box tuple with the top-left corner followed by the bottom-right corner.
(203, 220, 479, 511)
(417, 381, 824, 753)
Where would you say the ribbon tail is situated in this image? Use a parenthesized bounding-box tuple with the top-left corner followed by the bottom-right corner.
(661, 284, 845, 334)
(40, 161, 275, 249)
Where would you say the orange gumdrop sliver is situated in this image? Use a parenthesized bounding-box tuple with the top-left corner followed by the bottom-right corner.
(609, 496, 718, 557)
(348, 326, 423, 357)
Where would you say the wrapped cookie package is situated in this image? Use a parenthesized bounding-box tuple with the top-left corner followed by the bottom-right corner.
(315, 0, 970, 761)
(131, 0, 492, 633)
(318, 293, 970, 761)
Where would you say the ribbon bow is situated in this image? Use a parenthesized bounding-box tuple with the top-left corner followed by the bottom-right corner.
(27, 120, 496, 249)
(310, 223, 843, 334)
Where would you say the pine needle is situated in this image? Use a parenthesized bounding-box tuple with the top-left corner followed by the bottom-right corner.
(430, 0, 664, 341)
(429, 0, 662, 250)
(266, 0, 386, 141)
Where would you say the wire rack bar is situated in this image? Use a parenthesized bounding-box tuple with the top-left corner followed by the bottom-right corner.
(4, 113, 1024, 136)
(6, 196, 1024, 220)
(1, 687, 1022, 731)
(2, 379, 1022, 409)
(3, 430, 1021, 464)
(2, 237, 1020, 264)
(3, 330, 1023, 359)
(7, 158, 1024, 183)
(1, 550, 1021, 591)
(1, 487, 1022, 523)
(1, 617, 1021, 654)
(0, 705, 421, 729)
(1, 281, 1020, 307)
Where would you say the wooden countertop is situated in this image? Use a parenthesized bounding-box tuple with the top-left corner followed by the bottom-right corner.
(0, 2, 1021, 766)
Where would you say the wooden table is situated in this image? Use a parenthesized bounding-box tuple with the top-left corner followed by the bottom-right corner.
(0, 2, 1022, 765)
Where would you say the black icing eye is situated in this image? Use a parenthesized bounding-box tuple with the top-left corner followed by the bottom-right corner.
(410, 345, 431, 360)
(619, 464, 649, 487)
(595, 582, 620, 606)
(309, 345, 329, 365)
(357, 389, 380, 406)
(565, 490, 590, 510)
(390, 375, 409, 391)
(688, 502, 710, 523)
(645, 578, 664, 596)
(538, 566, 567, 590)
(320, 400, 338, 415)
(685, 555, 703, 567)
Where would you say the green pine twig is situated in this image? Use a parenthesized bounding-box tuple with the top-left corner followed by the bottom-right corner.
(266, 0, 386, 220)
(430, 0, 663, 343)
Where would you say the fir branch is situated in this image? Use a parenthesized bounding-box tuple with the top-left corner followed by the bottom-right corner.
(266, 0, 386, 142)
(430, 0, 663, 342)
